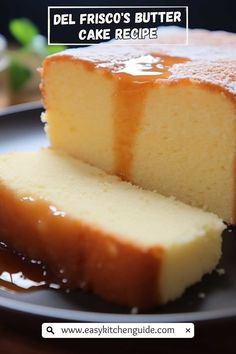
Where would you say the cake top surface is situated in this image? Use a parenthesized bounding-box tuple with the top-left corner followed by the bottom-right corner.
(49, 26, 236, 96)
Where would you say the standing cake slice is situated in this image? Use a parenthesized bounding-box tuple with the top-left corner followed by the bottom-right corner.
(41, 27, 236, 222)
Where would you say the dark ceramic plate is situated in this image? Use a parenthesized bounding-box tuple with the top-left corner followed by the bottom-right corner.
(0, 102, 236, 324)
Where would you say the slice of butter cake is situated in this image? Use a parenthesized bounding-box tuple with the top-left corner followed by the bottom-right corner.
(0, 149, 224, 307)
(41, 27, 236, 223)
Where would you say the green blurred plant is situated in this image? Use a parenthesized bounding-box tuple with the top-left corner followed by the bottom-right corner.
(9, 18, 66, 92)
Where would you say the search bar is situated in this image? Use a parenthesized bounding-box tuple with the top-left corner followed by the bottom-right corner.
(42, 322, 194, 338)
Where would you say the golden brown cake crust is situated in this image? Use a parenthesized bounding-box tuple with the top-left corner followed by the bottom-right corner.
(0, 182, 164, 308)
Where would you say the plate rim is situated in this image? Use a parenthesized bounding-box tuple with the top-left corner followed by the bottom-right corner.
(0, 101, 43, 117)
(1, 294, 236, 323)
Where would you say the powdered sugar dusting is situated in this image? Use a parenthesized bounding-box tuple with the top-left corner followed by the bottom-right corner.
(169, 60, 236, 96)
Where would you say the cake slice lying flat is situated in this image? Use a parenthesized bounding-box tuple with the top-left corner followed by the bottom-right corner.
(0, 149, 224, 307)
(41, 27, 236, 223)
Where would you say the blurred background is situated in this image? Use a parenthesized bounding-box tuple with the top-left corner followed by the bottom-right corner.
(0, 0, 235, 110)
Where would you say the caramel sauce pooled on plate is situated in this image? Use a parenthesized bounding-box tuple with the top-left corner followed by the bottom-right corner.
(0, 241, 60, 293)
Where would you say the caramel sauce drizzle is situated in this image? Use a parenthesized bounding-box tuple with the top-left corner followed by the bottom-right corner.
(45, 52, 189, 180)
(110, 53, 189, 179)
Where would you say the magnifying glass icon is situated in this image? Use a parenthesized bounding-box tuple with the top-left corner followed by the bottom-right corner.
(46, 326, 55, 335)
